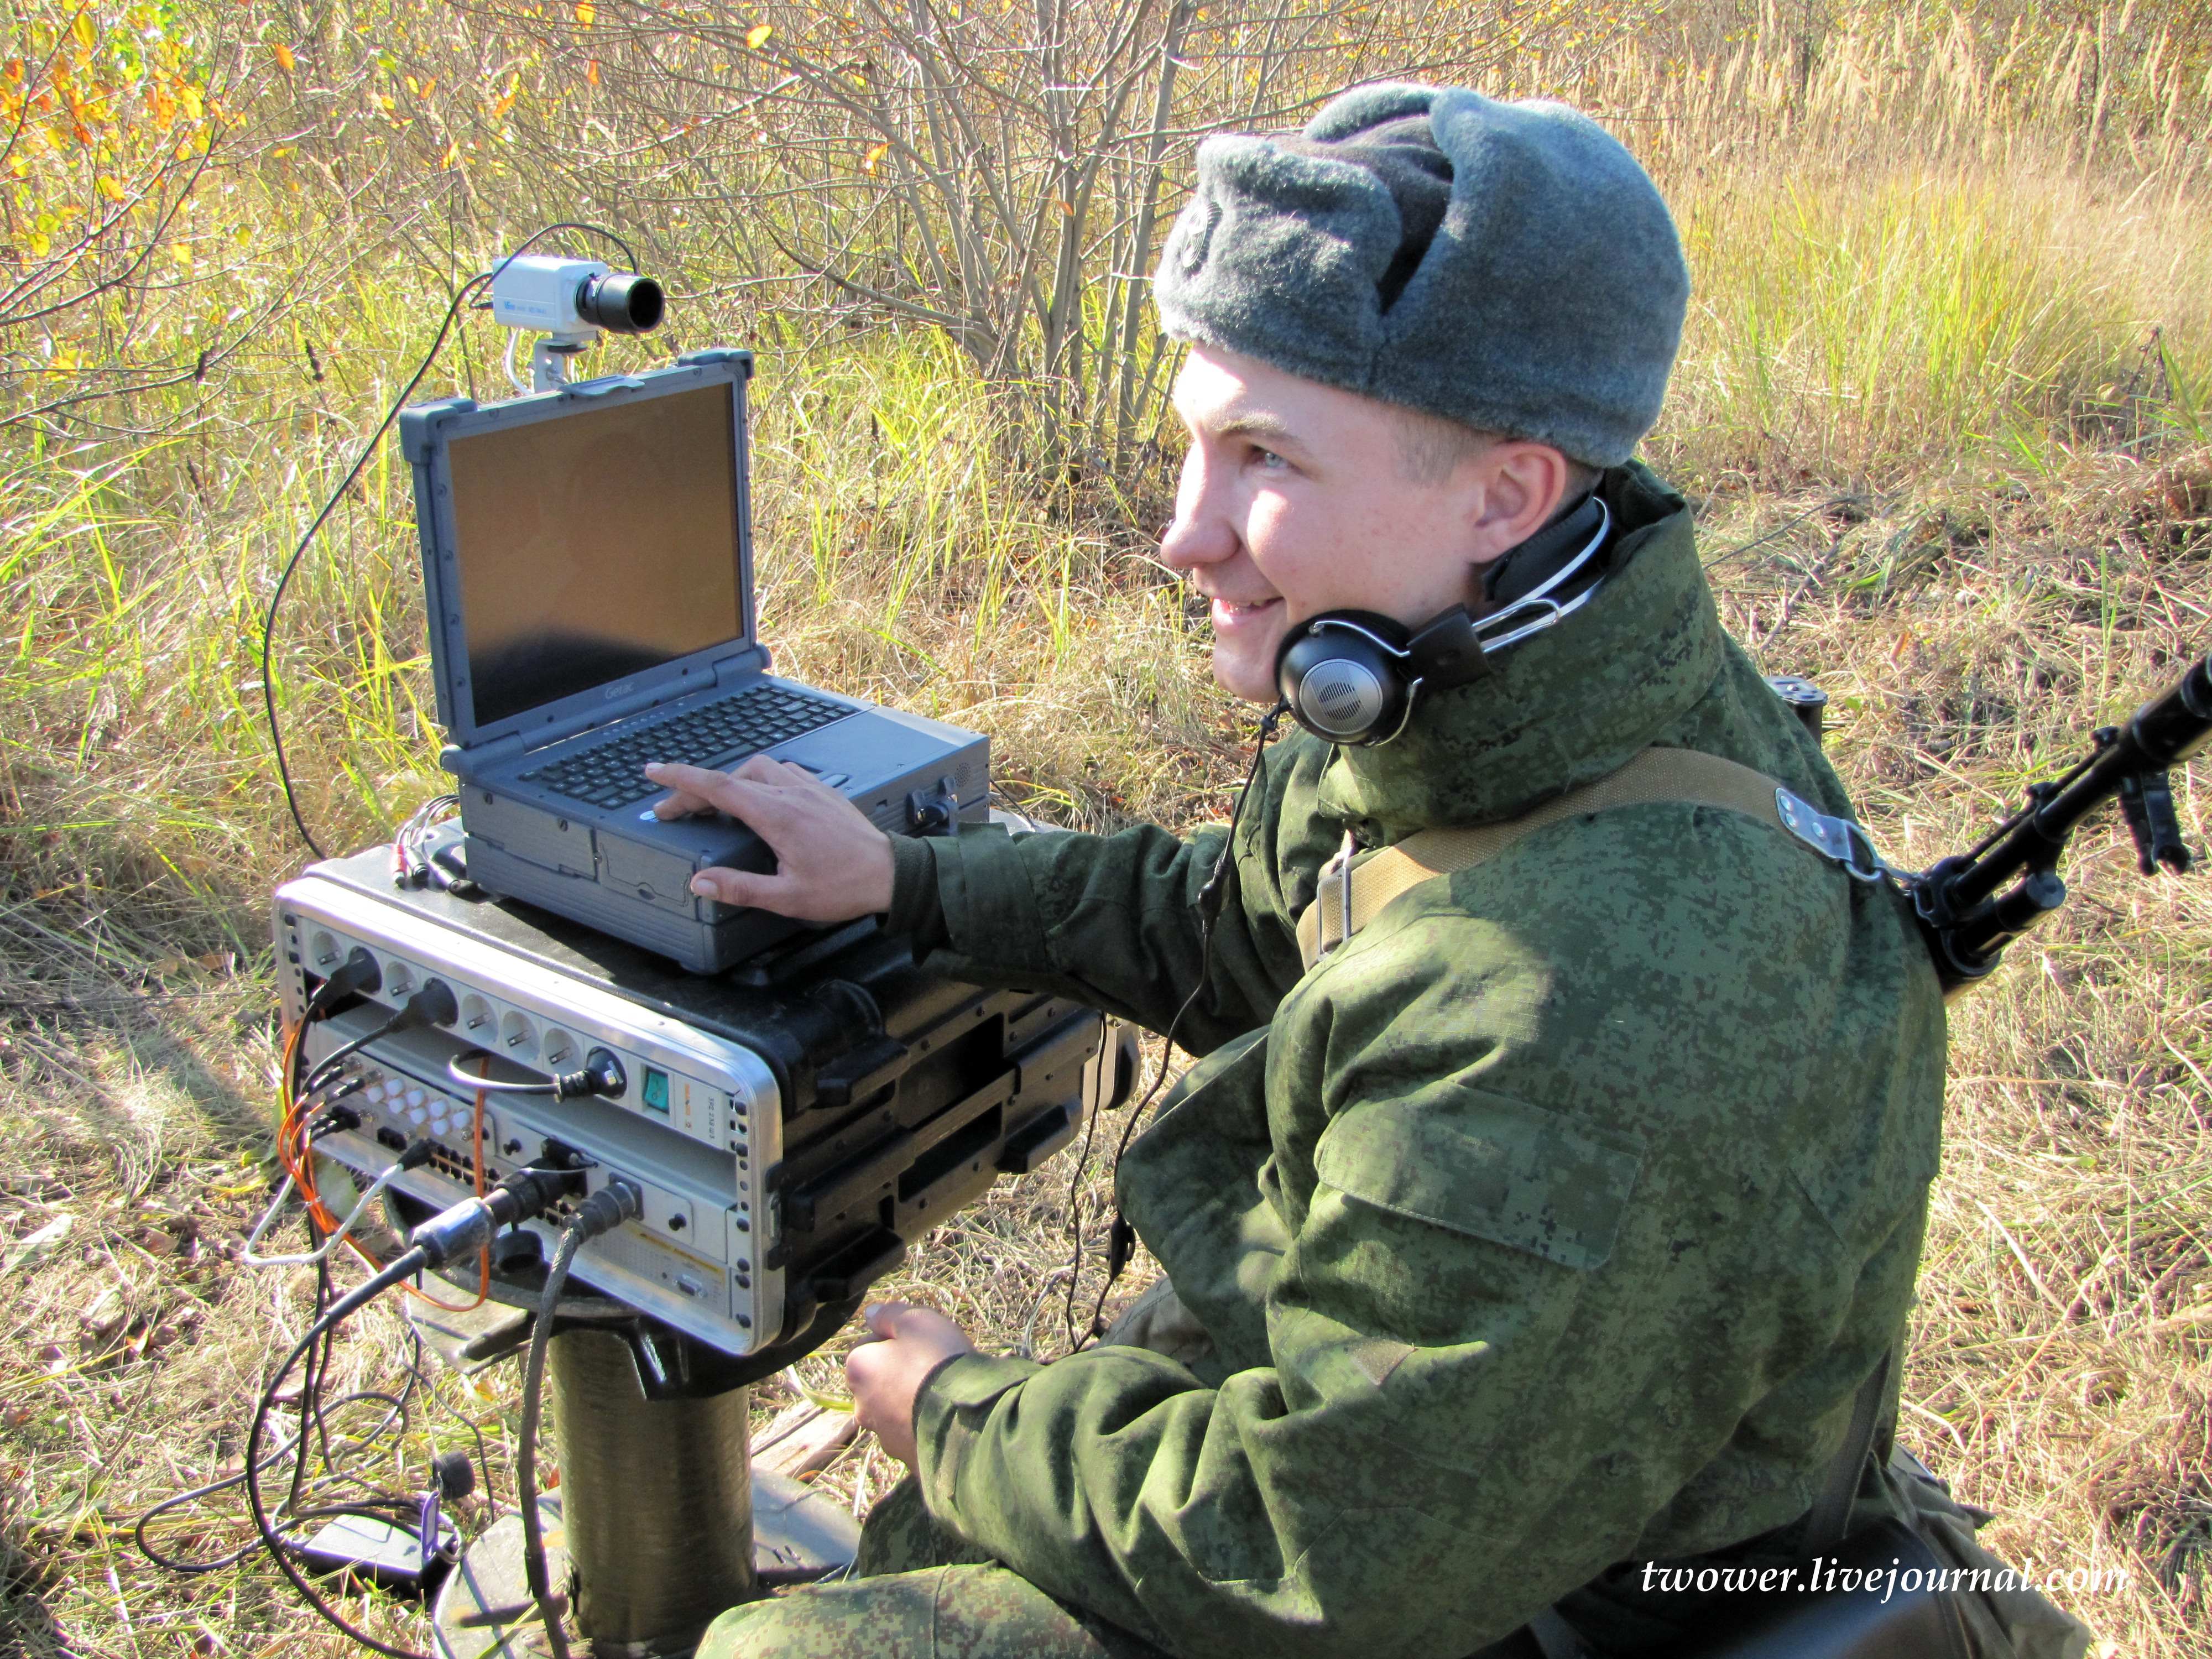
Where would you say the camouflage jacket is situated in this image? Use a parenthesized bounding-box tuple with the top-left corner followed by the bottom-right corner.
(881, 462, 1948, 1658)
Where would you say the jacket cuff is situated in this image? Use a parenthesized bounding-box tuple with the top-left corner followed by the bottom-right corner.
(883, 832, 948, 947)
(933, 824, 1056, 975)
(912, 1351, 1041, 1511)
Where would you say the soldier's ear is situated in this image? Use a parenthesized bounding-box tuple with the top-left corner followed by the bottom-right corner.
(1464, 441, 1574, 564)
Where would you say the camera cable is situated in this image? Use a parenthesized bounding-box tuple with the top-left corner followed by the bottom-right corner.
(263, 223, 644, 860)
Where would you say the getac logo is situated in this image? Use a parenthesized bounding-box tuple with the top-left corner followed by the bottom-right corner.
(604, 680, 636, 701)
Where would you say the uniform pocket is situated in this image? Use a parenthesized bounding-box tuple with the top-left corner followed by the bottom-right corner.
(1313, 1088, 1644, 1272)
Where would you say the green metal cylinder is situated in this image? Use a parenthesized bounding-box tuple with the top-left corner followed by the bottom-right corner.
(548, 1327, 757, 1655)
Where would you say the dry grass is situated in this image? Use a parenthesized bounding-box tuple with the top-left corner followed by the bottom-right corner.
(3, 1, 2211, 1654)
(1692, 455, 2212, 1656)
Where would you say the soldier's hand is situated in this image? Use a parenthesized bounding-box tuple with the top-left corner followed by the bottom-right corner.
(846, 1301, 975, 1468)
(643, 755, 896, 922)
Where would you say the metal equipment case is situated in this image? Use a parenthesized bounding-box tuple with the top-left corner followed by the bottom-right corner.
(275, 848, 1134, 1369)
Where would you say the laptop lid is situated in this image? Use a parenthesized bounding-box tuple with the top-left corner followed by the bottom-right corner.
(399, 350, 763, 755)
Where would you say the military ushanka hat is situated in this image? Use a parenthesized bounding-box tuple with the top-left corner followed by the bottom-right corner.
(1154, 82, 1689, 469)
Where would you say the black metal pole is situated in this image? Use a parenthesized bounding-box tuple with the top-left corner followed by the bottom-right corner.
(549, 1327, 758, 1653)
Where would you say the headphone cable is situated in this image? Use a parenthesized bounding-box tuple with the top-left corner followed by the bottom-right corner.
(1062, 702, 1286, 1350)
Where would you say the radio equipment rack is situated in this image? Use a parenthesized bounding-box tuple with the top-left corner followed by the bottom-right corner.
(275, 846, 1135, 1382)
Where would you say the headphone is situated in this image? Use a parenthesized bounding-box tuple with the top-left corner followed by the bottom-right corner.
(1274, 493, 1612, 746)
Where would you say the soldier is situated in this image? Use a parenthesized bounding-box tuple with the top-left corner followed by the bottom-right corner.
(648, 83, 1953, 1659)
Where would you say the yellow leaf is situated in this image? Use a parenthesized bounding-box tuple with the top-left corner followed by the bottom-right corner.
(586, 59, 599, 86)
(272, 41, 296, 73)
(440, 140, 460, 166)
(405, 75, 421, 96)
(745, 23, 772, 47)
(27, 229, 50, 257)
(863, 140, 888, 172)
(73, 13, 95, 51)
(575, 1, 594, 23)
(179, 83, 202, 121)
(171, 239, 192, 267)
(96, 173, 123, 201)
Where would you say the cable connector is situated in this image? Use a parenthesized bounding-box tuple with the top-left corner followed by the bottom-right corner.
(397, 980, 458, 1030)
(306, 1103, 362, 1139)
(570, 1178, 641, 1240)
(408, 1165, 577, 1270)
(307, 948, 382, 1014)
(444, 1045, 625, 1100)
(561, 1048, 626, 1101)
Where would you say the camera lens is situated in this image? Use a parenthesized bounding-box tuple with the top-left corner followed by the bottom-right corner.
(577, 270, 664, 335)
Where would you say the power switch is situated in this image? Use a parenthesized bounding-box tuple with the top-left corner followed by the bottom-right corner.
(641, 1066, 671, 1115)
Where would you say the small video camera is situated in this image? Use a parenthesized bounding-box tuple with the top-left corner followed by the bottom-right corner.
(491, 255, 662, 342)
(489, 254, 664, 390)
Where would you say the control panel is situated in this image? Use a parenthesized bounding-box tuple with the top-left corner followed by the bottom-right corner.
(276, 875, 783, 1354)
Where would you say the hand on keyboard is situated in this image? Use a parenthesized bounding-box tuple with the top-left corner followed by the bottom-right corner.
(644, 756, 895, 922)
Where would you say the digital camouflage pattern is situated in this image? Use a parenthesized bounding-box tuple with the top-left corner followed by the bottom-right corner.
(734, 462, 1947, 1659)
(697, 1478, 1174, 1659)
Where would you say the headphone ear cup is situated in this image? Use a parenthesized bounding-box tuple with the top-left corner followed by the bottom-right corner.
(1276, 614, 1411, 744)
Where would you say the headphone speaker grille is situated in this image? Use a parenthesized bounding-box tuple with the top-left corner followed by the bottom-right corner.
(1303, 660, 1386, 738)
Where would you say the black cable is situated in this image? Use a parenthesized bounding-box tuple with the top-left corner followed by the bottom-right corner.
(262, 222, 645, 859)
(242, 1248, 435, 1659)
(1062, 704, 1286, 1351)
(235, 1165, 572, 1652)
(145, 971, 469, 1598)
(304, 982, 458, 1095)
(517, 1230, 585, 1659)
(516, 1185, 639, 1659)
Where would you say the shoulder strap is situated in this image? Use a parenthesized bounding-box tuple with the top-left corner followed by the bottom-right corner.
(1804, 1347, 1892, 1556)
(1295, 748, 1811, 971)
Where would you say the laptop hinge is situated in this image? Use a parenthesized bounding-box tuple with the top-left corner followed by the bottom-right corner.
(713, 644, 770, 685)
(444, 735, 527, 778)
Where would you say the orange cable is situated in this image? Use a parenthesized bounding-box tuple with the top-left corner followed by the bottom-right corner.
(283, 1005, 489, 1313)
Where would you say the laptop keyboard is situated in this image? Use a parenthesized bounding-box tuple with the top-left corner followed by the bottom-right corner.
(518, 685, 853, 810)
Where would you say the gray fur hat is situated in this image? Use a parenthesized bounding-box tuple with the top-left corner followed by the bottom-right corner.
(1154, 83, 1689, 468)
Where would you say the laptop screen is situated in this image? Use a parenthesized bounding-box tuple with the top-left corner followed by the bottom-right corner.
(444, 383, 744, 728)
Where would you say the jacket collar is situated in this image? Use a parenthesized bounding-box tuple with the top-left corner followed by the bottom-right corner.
(1312, 462, 1726, 841)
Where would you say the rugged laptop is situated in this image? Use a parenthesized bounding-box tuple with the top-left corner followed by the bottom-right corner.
(399, 349, 987, 972)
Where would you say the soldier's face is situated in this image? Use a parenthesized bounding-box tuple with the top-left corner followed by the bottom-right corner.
(1159, 346, 1552, 706)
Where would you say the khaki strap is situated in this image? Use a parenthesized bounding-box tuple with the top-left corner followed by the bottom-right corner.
(1295, 748, 1798, 971)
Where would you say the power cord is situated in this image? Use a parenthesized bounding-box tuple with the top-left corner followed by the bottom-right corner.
(1061, 702, 1286, 1351)
(515, 1182, 642, 1659)
(441, 1047, 624, 1100)
(263, 223, 645, 860)
(303, 980, 459, 1096)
